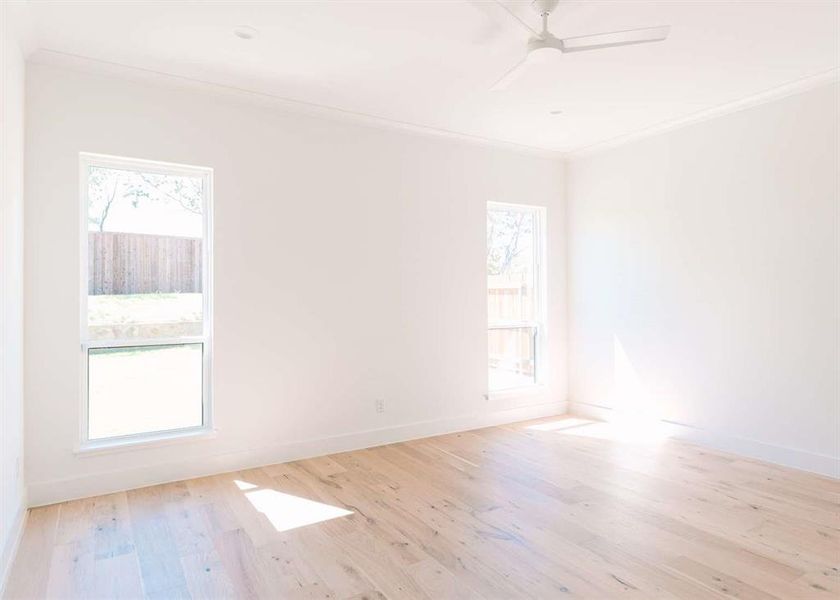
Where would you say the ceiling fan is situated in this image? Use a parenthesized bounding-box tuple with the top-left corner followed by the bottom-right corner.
(491, 0, 670, 90)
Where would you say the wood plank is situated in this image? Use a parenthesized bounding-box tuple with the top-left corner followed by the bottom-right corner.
(126, 484, 191, 597)
(4, 504, 61, 599)
(6, 416, 839, 599)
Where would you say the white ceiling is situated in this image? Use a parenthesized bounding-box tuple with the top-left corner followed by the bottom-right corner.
(17, 0, 840, 153)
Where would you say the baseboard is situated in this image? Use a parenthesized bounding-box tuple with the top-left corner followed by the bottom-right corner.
(28, 401, 568, 507)
(0, 502, 28, 597)
(569, 401, 839, 479)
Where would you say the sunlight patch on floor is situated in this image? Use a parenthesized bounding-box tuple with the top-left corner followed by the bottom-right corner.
(526, 418, 594, 432)
(234, 479, 258, 490)
(244, 488, 353, 533)
(562, 417, 672, 444)
(527, 416, 673, 445)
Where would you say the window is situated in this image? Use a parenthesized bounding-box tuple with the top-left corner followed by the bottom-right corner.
(80, 154, 212, 447)
(487, 202, 545, 391)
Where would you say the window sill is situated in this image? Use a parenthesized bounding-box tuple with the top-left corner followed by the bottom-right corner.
(487, 385, 546, 401)
(75, 426, 218, 457)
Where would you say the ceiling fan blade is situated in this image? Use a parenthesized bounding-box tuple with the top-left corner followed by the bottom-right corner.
(491, 0, 541, 38)
(464, 0, 506, 44)
(490, 55, 531, 91)
(559, 25, 670, 53)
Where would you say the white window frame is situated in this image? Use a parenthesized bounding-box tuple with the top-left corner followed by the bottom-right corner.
(487, 201, 547, 393)
(78, 153, 214, 452)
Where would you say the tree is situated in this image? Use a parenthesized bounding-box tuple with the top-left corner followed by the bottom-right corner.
(87, 166, 202, 231)
(487, 209, 533, 276)
(87, 167, 121, 231)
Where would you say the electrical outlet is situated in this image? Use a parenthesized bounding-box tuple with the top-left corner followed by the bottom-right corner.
(375, 399, 385, 413)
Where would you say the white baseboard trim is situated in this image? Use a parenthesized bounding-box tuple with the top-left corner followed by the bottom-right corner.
(0, 502, 28, 597)
(28, 401, 568, 507)
(569, 401, 839, 479)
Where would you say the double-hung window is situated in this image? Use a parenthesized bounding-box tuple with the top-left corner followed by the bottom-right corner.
(80, 154, 213, 448)
(487, 202, 545, 391)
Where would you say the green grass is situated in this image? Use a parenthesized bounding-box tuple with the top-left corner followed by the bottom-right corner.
(91, 343, 202, 357)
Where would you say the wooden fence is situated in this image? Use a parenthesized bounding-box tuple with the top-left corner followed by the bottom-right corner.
(487, 275, 533, 322)
(487, 276, 535, 376)
(88, 231, 202, 295)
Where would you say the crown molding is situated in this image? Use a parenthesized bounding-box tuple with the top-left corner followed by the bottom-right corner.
(24, 48, 838, 163)
(26, 48, 565, 161)
(567, 67, 840, 159)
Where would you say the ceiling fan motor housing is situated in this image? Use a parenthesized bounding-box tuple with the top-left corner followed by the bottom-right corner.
(528, 33, 563, 54)
(530, 0, 563, 53)
(531, 0, 560, 17)
(491, 0, 670, 90)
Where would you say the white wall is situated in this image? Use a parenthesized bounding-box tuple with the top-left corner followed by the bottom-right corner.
(24, 63, 567, 505)
(0, 3, 27, 590)
(567, 82, 839, 476)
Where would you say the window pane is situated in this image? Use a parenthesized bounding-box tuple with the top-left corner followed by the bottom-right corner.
(487, 208, 536, 322)
(87, 166, 204, 340)
(488, 327, 536, 390)
(88, 344, 203, 440)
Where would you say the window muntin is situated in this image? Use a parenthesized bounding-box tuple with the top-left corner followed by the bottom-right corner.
(81, 154, 212, 447)
(487, 203, 544, 391)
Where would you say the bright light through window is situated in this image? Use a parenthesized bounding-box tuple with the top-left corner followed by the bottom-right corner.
(487, 203, 545, 391)
(87, 344, 203, 440)
(86, 165, 205, 340)
(81, 154, 212, 446)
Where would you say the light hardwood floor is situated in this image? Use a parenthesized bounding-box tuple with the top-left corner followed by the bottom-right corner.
(5, 416, 839, 599)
